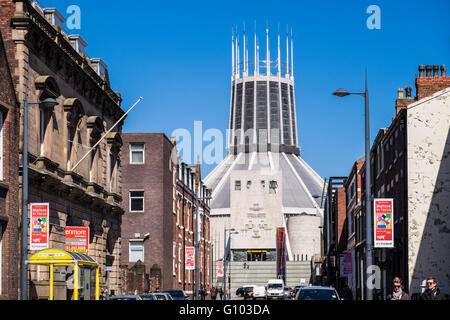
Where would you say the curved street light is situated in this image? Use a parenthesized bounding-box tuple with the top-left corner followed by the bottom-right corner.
(332, 69, 373, 300)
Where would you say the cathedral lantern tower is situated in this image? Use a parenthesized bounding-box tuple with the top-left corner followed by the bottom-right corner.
(205, 26, 326, 282)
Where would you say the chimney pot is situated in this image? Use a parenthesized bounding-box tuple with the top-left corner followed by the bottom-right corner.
(433, 65, 439, 77)
(405, 86, 412, 98)
(418, 65, 425, 77)
(425, 65, 432, 77)
(441, 65, 446, 77)
(397, 88, 404, 99)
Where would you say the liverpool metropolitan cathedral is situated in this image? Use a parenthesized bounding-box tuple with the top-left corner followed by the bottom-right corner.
(205, 27, 326, 283)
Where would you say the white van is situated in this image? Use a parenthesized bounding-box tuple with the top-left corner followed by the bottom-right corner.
(252, 286, 266, 300)
(266, 279, 284, 300)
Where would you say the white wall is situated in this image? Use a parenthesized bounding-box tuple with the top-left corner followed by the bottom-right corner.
(407, 87, 450, 294)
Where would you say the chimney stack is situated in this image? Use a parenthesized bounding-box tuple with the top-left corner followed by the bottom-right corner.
(416, 64, 450, 100)
(395, 86, 415, 115)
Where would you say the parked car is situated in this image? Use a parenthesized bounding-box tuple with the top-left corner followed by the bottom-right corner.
(295, 286, 340, 300)
(153, 292, 173, 300)
(139, 294, 157, 300)
(284, 287, 293, 299)
(235, 287, 245, 297)
(252, 286, 267, 300)
(243, 285, 256, 300)
(109, 295, 142, 300)
(163, 290, 189, 300)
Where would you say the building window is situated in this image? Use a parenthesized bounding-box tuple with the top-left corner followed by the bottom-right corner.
(269, 180, 278, 194)
(247, 181, 252, 189)
(129, 240, 144, 262)
(129, 190, 144, 212)
(0, 113, 3, 181)
(235, 180, 241, 191)
(130, 143, 145, 164)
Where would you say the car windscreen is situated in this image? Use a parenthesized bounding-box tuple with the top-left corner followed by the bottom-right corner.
(297, 289, 338, 300)
(268, 284, 283, 289)
(140, 295, 156, 300)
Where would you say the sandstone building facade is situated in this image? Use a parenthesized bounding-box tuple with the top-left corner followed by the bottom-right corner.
(0, 0, 125, 299)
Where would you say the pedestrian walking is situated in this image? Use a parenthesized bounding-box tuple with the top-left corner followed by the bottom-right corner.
(341, 284, 353, 300)
(200, 286, 207, 300)
(218, 287, 223, 300)
(210, 286, 217, 300)
(100, 288, 106, 300)
(386, 277, 409, 300)
(421, 277, 447, 300)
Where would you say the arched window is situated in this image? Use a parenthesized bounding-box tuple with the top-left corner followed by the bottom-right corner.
(34, 76, 60, 158)
(64, 98, 84, 171)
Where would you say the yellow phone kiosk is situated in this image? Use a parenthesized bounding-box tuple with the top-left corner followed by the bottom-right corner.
(28, 248, 100, 300)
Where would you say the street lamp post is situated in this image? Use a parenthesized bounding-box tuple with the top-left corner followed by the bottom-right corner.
(20, 86, 57, 300)
(333, 69, 373, 300)
(223, 227, 238, 300)
(194, 190, 212, 300)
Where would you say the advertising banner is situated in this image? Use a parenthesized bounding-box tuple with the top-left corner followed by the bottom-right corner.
(340, 252, 353, 275)
(65, 227, 89, 253)
(344, 252, 353, 275)
(185, 246, 195, 270)
(276, 227, 286, 284)
(374, 198, 394, 248)
(216, 261, 224, 277)
(30, 203, 49, 251)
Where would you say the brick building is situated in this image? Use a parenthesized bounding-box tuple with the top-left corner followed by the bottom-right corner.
(355, 65, 450, 299)
(343, 157, 364, 300)
(120, 133, 177, 294)
(1, 0, 125, 299)
(0, 29, 20, 300)
(323, 177, 347, 289)
(174, 159, 211, 297)
(120, 133, 211, 297)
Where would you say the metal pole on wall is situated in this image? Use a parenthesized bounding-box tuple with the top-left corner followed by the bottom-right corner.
(194, 193, 199, 300)
(364, 70, 373, 300)
(223, 226, 226, 300)
(20, 86, 29, 300)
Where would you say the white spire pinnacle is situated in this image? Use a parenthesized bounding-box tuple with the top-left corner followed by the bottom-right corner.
(277, 24, 281, 77)
(243, 23, 246, 76)
(290, 28, 294, 80)
(254, 22, 257, 76)
(232, 28, 235, 80)
(286, 25, 289, 78)
(236, 32, 240, 78)
(266, 24, 270, 76)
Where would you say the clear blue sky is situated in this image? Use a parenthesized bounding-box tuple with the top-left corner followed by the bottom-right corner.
(42, 0, 449, 179)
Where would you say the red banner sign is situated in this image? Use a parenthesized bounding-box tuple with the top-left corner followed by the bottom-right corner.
(65, 227, 89, 253)
(30, 203, 49, 251)
(185, 246, 195, 270)
(374, 199, 394, 248)
(217, 261, 224, 277)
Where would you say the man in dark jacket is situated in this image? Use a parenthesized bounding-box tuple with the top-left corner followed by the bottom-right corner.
(421, 277, 447, 300)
